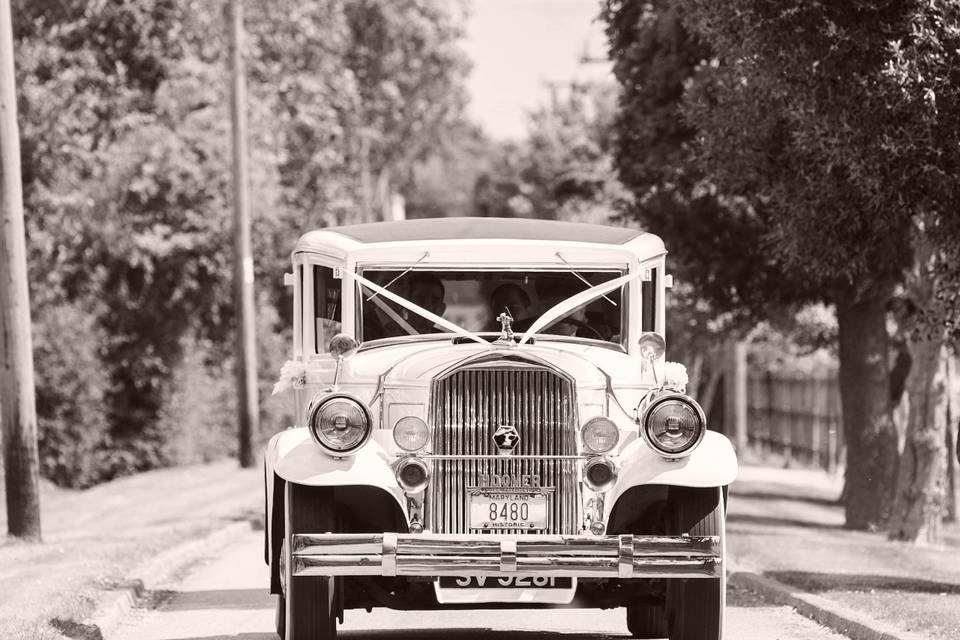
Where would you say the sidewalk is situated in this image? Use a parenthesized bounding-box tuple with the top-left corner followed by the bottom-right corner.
(729, 465, 960, 640)
(0, 460, 261, 640)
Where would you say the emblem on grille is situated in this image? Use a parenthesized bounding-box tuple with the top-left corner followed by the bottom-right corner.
(493, 424, 520, 452)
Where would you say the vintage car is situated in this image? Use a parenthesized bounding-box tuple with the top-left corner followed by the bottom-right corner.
(264, 217, 738, 640)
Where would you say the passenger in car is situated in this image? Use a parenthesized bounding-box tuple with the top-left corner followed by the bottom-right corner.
(487, 283, 533, 331)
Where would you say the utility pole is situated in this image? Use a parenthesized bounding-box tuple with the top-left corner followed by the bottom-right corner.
(227, 0, 258, 468)
(0, 0, 42, 539)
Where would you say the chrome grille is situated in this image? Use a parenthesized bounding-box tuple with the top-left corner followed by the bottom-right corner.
(428, 364, 578, 534)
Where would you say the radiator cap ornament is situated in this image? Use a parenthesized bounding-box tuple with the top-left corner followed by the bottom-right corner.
(493, 424, 521, 453)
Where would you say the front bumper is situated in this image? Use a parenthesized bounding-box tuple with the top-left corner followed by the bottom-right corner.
(291, 533, 722, 579)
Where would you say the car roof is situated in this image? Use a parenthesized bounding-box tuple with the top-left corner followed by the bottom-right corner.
(294, 217, 664, 263)
(321, 217, 642, 244)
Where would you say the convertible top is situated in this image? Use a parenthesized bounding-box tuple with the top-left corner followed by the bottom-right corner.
(295, 217, 662, 260)
(325, 217, 644, 245)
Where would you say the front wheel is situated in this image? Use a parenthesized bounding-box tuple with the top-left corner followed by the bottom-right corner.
(278, 484, 339, 640)
(666, 486, 725, 640)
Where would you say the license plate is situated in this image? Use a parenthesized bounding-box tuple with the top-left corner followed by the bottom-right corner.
(468, 492, 548, 530)
(439, 576, 572, 589)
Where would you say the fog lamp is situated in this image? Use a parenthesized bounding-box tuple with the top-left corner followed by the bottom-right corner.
(590, 520, 606, 535)
(393, 416, 429, 451)
(584, 457, 617, 491)
(396, 457, 429, 493)
(581, 417, 619, 454)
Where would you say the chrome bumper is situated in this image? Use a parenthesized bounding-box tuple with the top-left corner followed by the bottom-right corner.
(291, 533, 722, 579)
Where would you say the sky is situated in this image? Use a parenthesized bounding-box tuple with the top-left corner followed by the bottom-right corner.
(462, 0, 613, 141)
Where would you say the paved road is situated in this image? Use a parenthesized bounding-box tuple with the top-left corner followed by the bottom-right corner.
(111, 527, 848, 640)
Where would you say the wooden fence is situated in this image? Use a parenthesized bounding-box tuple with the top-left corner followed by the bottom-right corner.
(746, 371, 844, 471)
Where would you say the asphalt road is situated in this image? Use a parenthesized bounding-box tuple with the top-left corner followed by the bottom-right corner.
(111, 528, 849, 640)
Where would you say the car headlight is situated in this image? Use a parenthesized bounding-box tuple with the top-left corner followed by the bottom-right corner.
(307, 394, 371, 456)
(640, 393, 706, 459)
(393, 416, 429, 451)
(581, 416, 619, 454)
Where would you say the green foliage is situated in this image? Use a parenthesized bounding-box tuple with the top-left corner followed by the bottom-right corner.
(15, 0, 470, 485)
(473, 86, 632, 222)
(601, 0, 819, 321)
(32, 303, 111, 488)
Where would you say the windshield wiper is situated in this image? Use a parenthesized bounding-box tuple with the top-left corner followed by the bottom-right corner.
(555, 252, 617, 307)
(364, 251, 430, 302)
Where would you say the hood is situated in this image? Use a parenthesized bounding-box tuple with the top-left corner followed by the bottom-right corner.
(343, 338, 645, 391)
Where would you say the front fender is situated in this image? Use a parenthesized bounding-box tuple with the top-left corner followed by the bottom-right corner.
(608, 430, 738, 508)
(266, 427, 405, 505)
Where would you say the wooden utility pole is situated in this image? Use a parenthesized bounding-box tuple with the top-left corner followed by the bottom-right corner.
(227, 0, 258, 468)
(0, 0, 42, 539)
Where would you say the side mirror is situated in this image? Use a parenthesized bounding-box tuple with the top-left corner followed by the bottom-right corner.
(328, 334, 359, 358)
(638, 332, 665, 362)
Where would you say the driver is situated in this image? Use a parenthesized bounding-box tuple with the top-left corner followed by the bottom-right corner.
(404, 272, 447, 334)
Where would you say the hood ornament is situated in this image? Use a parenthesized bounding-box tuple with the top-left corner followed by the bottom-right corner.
(493, 424, 521, 454)
(495, 310, 515, 344)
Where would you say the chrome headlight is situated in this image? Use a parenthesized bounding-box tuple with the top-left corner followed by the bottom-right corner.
(581, 416, 619, 454)
(393, 416, 429, 452)
(640, 393, 706, 459)
(307, 394, 371, 456)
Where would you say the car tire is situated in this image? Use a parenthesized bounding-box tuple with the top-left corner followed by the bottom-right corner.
(277, 484, 339, 640)
(626, 602, 668, 638)
(667, 486, 725, 640)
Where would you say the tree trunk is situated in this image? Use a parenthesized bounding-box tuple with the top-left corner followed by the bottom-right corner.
(887, 339, 947, 543)
(944, 354, 958, 523)
(836, 291, 899, 530)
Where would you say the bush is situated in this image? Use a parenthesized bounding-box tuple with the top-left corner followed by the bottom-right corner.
(33, 303, 112, 488)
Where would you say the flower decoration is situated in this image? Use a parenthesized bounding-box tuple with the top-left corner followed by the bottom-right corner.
(663, 361, 689, 393)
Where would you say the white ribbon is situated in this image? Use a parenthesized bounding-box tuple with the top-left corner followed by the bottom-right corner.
(341, 270, 488, 345)
(518, 270, 642, 345)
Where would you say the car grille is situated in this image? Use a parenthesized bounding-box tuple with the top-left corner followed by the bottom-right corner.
(427, 364, 578, 534)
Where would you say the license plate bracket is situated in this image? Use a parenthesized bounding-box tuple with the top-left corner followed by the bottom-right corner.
(467, 490, 549, 531)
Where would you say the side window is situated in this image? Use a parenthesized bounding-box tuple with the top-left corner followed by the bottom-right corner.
(641, 267, 658, 333)
(314, 265, 342, 352)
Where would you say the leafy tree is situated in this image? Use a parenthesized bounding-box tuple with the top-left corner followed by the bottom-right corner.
(669, 0, 960, 536)
(14, 0, 472, 485)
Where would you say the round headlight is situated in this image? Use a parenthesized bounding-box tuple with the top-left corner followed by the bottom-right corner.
(581, 417, 620, 454)
(307, 395, 371, 455)
(393, 416, 429, 451)
(641, 394, 706, 458)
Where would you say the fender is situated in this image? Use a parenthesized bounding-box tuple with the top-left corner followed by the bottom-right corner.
(607, 430, 738, 514)
(264, 428, 408, 583)
(265, 427, 406, 507)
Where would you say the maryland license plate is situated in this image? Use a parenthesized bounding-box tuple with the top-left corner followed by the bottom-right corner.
(468, 491, 548, 530)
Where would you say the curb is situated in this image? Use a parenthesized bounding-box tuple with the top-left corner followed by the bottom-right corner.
(729, 571, 930, 640)
(87, 518, 257, 639)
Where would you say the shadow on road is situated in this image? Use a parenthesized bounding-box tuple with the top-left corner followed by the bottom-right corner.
(159, 588, 274, 611)
(161, 633, 631, 640)
(767, 571, 960, 595)
(727, 513, 843, 530)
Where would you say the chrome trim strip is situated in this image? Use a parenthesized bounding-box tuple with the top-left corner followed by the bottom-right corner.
(290, 533, 722, 579)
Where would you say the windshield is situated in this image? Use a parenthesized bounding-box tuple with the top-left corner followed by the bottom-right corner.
(356, 269, 626, 345)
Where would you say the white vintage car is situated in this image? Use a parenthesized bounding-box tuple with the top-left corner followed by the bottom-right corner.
(264, 217, 738, 640)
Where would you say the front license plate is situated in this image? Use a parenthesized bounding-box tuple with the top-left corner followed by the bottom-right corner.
(468, 492, 548, 530)
(439, 576, 572, 589)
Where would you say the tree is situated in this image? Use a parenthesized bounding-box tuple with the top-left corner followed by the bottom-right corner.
(12, 0, 473, 484)
(670, 0, 960, 535)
